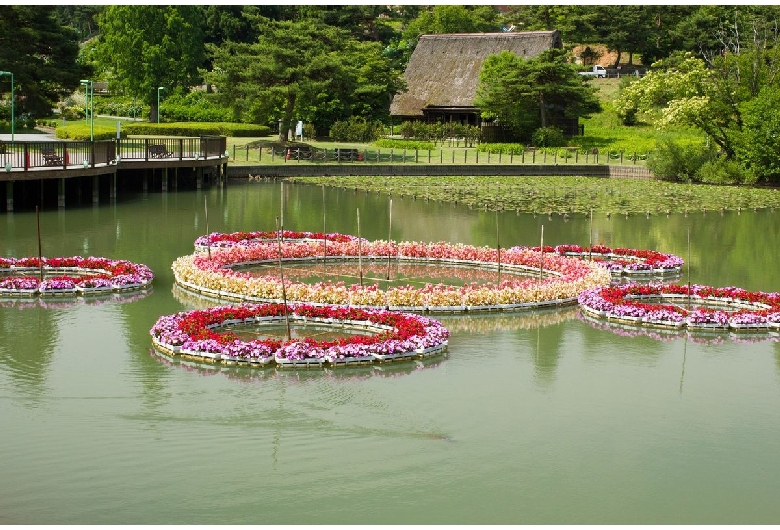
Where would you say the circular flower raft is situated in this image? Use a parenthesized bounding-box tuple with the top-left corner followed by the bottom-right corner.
(515, 244, 684, 278)
(150, 302, 450, 367)
(578, 283, 780, 332)
(0, 256, 154, 297)
(194, 230, 365, 251)
(172, 239, 612, 312)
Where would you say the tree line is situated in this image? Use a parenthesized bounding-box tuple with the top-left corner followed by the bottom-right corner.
(4, 5, 780, 182)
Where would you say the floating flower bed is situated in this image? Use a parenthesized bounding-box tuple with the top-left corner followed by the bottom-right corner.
(513, 244, 684, 278)
(194, 230, 365, 252)
(150, 302, 450, 368)
(578, 283, 780, 332)
(172, 240, 611, 312)
(0, 256, 154, 297)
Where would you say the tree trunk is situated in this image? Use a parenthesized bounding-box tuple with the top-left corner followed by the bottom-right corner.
(613, 50, 622, 68)
(279, 91, 297, 143)
(539, 93, 547, 128)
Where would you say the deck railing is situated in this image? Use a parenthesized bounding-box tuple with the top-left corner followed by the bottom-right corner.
(0, 136, 227, 172)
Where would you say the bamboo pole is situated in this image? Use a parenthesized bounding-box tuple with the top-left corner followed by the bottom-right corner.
(589, 208, 593, 261)
(387, 198, 392, 281)
(276, 216, 291, 341)
(204, 197, 211, 260)
(496, 210, 501, 283)
(357, 208, 363, 286)
(322, 184, 327, 266)
(36, 206, 43, 281)
(687, 227, 691, 309)
(539, 225, 544, 280)
(280, 180, 284, 229)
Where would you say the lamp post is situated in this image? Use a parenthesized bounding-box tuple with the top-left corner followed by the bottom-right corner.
(80, 79, 94, 141)
(157, 86, 165, 124)
(0, 71, 13, 143)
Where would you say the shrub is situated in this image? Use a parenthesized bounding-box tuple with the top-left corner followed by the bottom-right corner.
(123, 122, 269, 137)
(55, 124, 120, 141)
(697, 158, 756, 185)
(476, 143, 526, 155)
(374, 139, 435, 150)
(647, 138, 710, 182)
(531, 126, 567, 147)
(329, 116, 383, 142)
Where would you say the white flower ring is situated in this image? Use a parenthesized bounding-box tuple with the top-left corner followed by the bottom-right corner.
(578, 283, 780, 332)
(172, 239, 612, 312)
(150, 302, 449, 368)
(0, 256, 154, 297)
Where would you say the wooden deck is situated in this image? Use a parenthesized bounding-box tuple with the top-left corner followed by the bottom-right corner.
(0, 136, 228, 182)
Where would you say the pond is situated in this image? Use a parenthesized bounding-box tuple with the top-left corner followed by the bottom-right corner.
(1, 180, 780, 524)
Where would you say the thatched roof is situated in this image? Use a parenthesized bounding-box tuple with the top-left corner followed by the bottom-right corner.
(390, 31, 562, 117)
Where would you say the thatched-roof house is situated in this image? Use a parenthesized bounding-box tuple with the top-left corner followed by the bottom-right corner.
(390, 31, 563, 126)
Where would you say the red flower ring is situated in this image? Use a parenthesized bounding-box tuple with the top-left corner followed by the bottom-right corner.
(150, 302, 450, 368)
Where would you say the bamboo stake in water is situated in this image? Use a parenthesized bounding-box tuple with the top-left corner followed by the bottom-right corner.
(36, 206, 43, 281)
(276, 216, 291, 341)
(496, 210, 501, 284)
(322, 184, 327, 266)
(539, 225, 544, 280)
(687, 227, 691, 309)
(357, 208, 363, 287)
(280, 180, 284, 230)
(205, 197, 211, 260)
(589, 208, 593, 261)
(386, 199, 392, 281)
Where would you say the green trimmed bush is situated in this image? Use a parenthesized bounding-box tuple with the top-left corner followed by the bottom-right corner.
(55, 124, 121, 141)
(476, 143, 526, 154)
(374, 138, 435, 150)
(123, 122, 269, 137)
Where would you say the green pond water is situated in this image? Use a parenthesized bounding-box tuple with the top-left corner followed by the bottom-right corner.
(2, 180, 780, 524)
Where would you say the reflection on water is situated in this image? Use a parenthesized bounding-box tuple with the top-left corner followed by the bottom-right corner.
(578, 310, 780, 346)
(149, 347, 447, 383)
(3, 181, 780, 524)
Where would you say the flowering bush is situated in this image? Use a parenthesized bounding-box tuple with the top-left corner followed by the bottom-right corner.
(172, 240, 611, 312)
(150, 302, 450, 366)
(0, 256, 154, 297)
(578, 283, 780, 331)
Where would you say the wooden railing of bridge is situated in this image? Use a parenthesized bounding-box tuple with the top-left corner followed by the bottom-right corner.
(0, 135, 227, 173)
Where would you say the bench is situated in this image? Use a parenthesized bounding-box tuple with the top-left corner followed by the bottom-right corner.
(42, 147, 64, 166)
(148, 144, 174, 158)
(331, 148, 363, 162)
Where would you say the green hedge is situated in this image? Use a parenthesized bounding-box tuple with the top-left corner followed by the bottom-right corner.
(55, 121, 270, 140)
(374, 138, 435, 151)
(476, 143, 526, 155)
(123, 122, 269, 137)
(55, 124, 120, 141)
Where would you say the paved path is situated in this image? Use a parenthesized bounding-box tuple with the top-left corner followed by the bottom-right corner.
(0, 133, 58, 142)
